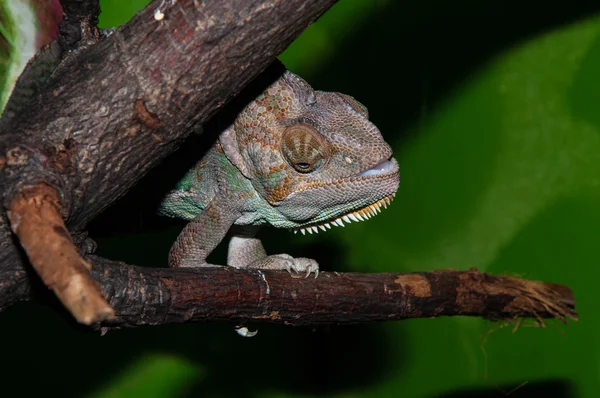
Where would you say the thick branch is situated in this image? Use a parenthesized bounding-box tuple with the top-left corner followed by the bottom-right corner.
(84, 260, 575, 328)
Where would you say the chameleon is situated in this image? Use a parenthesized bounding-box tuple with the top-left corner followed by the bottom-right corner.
(160, 69, 400, 277)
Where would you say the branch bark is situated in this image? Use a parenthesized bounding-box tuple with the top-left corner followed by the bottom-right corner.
(2, 256, 577, 328)
(96, 264, 576, 328)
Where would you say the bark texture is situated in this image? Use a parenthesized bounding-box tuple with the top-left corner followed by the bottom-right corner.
(73, 259, 580, 328)
(96, 264, 576, 328)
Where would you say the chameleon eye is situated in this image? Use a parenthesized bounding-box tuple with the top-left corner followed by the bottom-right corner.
(281, 124, 329, 173)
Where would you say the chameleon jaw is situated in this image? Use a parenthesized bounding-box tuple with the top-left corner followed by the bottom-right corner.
(292, 193, 395, 235)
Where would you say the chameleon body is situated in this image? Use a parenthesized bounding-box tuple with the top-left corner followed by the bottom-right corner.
(160, 70, 400, 276)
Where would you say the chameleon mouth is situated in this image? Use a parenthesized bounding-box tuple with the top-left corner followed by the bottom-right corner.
(292, 193, 395, 235)
(356, 159, 396, 177)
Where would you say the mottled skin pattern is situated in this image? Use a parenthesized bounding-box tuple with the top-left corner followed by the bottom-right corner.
(160, 71, 399, 276)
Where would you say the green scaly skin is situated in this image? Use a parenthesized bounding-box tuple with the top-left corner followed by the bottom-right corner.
(160, 70, 400, 277)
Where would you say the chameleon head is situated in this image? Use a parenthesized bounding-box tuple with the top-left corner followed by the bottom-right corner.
(221, 71, 400, 233)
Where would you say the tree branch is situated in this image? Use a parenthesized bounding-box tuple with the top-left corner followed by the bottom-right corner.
(0, 252, 578, 328)
(61, 258, 581, 328)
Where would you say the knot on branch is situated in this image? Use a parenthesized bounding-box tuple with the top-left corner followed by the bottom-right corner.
(58, 0, 102, 51)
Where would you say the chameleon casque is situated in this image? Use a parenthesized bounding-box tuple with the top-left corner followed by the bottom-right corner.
(160, 69, 400, 277)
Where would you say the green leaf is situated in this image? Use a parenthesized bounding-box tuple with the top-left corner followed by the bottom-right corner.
(98, 0, 151, 28)
(88, 353, 204, 398)
(0, 0, 38, 112)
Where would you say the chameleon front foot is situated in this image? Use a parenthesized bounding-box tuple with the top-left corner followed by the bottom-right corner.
(240, 254, 320, 278)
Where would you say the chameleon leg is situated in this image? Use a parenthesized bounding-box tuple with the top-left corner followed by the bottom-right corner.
(169, 198, 238, 268)
(170, 201, 318, 276)
(227, 226, 319, 278)
(227, 226, 267, 267)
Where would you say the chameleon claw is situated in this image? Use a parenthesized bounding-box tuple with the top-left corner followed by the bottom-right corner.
(303, 265, 319, 279)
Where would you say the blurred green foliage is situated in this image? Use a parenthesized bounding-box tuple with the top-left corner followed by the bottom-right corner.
(1, 0, 600, 397)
